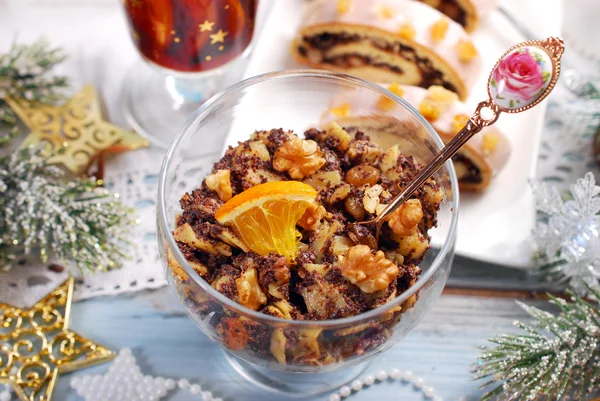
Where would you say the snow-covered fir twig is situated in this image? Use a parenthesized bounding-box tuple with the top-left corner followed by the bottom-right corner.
(474, 288, 600, 400)
(0, 146, 136, 272)
(532, 172, 600, 296)
(0, 38, 68, 145)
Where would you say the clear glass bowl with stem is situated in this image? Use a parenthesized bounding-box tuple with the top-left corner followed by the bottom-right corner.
(157, 70, 459, 397)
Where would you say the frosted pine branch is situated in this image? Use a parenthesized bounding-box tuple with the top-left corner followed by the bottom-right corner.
(0, 38, 68, 145)
(474, 287, 600, 400)
(0, 147, 136, 272)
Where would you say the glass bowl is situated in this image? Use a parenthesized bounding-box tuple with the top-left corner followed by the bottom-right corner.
(157, 70, 459, 396)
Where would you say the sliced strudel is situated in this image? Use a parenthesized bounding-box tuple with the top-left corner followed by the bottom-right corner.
(416, 0, 497, 32)
(293, 0, 482, 100)
(321, 84, 511, 191)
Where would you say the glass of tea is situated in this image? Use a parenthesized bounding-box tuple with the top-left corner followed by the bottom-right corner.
(122, 0, 260, 148)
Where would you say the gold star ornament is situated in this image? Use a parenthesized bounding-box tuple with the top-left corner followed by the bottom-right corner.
(6, 85, 148, 175)
(0, 278, 115, 401)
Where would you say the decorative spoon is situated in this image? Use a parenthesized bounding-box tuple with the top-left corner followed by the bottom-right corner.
(359, 37, 565, 246)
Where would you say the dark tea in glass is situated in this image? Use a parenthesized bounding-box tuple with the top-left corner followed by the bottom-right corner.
(124, 0, 259, 73)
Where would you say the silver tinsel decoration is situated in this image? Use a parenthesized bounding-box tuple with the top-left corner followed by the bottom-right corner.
(533, 172, 600, 295)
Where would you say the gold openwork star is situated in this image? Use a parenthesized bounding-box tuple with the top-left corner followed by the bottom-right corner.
(6, 85, 146, 175)
(198, 20, 215, 32)
(0, 278, 115, 401)
(209, 29, 228, 44)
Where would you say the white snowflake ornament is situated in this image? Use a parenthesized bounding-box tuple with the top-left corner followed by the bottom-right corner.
(533, 172, 600, 295)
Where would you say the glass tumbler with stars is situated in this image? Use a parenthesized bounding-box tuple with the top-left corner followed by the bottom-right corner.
(122, 0, 260, 148)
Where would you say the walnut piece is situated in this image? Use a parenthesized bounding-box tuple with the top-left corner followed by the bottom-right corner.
(298, 202, 327, 231)
(273, 137, 326, 179)
(347, 140, 383, 163)
(174, 223, 231, 256)
(205, 169, 233, 202)
(337, 245, 399, 293)
(235, 268, 267, 310)
(388, 199, 423, 236)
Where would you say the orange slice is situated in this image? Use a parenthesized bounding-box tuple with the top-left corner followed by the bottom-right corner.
(215, 181, 318, 262)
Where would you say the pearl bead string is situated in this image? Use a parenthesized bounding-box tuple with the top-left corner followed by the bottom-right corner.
(70, 348, 222, 401)
(327, 369, 442, 401)
(65, 349, 444, 401)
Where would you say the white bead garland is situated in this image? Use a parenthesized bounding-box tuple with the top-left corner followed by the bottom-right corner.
(327, 368, 442, 401)
(70, 348, 220, 401)
(64, 348, 452, 401)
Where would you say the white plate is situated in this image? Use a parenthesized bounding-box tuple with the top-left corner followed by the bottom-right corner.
(243, 0, 562, 268)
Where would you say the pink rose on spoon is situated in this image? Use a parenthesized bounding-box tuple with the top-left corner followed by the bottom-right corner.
(493, 51, 544, 101)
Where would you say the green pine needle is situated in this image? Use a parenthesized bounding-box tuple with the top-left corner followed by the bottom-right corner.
(473, 287, 600, 400)
(0, 38, 69, 145)
(0, 146, 136, 272)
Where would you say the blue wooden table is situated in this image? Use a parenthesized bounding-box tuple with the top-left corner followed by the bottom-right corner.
(52, 256, 556, 401)
(0, 1, 568, 400)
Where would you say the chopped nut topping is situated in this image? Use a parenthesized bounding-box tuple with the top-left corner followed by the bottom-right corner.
(397, 21, 416, 41)
(330, 103, 351, 117)
(456, 39, 478, 62)
(174, 223, 231, 256)
(324, 122, 352, 151)
(337, 0, 351, 15)
(298, 202, 327, 231)
(430, 18, 449, 43)
(482, 132, 499, 155)
(362, 184, 384, 214)
(451, 114, 470, 134)
(337, 245, 399, 293)
(419, 86, 458, 121)
(397, 231, 429, 262)
(373, 4, 396, 19)
(205, 169, 233, 202)
(388, 199, 423, 236)
(235, 268, 267, 310)
(377, 82, 405, 111)
(273, 137, 326, 179)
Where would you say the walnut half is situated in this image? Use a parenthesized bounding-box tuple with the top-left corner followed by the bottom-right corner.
(297, 202, 327, 231)
(387, 199, 423, 236)
(205, 169, 233, 202)
(337, 245, 399, 293)
(273, 137, 326, 179)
